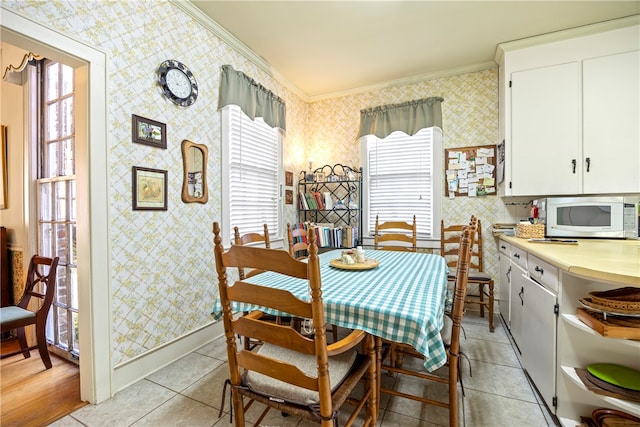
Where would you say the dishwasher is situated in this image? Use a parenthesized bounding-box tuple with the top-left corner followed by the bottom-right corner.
(516, 254, 559, 412)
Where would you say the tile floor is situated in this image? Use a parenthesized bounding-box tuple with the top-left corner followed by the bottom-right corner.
(49, 310, 559, 426)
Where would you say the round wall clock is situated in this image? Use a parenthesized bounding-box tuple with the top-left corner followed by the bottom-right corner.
(157, 60, 198, 107)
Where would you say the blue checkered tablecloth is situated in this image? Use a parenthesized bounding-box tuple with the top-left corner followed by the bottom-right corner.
(212, 249, 449, 372)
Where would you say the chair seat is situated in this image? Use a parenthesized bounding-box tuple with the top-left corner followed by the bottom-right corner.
(245, 342, 358, 406)
(0, 306, 36, 328)
(448, 271, 492, 282)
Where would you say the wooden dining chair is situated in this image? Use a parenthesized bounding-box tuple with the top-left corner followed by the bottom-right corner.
(441, 218, 495, 332)
(213, 222, 377, 427)
(0, 255, 59, 369)
(374, 215, 417, 251)
(233, 224, 270, 280)
(286, 222, 339, 343)
(234, 224, 277, 350)
(380, 224, 474, 427)
(286, 222, 309, 259)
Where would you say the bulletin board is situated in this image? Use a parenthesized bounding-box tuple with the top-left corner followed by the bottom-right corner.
(445, 144, 497, 197)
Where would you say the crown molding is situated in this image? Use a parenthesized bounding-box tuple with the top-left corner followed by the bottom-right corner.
(306, 61, 497, 103)
(495, 14, 640, 63)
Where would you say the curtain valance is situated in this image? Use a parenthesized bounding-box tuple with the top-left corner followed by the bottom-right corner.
(218, 65, 286, 130)
(357, 97, 444, 139)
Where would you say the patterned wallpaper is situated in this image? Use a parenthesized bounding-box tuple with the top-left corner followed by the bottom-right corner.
(5, 0, 504, 365)
(307, 69, 504, 282)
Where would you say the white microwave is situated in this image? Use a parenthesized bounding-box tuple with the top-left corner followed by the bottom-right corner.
(541, 196, 640, 239)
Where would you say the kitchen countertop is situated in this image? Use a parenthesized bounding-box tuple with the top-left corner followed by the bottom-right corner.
(500, 235, 640, 286)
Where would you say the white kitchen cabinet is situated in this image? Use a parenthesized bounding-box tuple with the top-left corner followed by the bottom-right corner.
(511, 62, 581, 196)
(509, 264, 526, 355)
(504, 242, 559, 412)
(499, 235, 640, 424)
(498, 241, 511, 326)
(582, 50, 640, 194)
(497, 20, 640, 197)
(508, 244, 528, 355)
(519, 274, 557, 411)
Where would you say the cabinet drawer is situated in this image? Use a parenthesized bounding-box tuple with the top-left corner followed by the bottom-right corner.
(528, 254, 559, 294)
(499, 241, 511, 257)
(511, 246, 528, 270)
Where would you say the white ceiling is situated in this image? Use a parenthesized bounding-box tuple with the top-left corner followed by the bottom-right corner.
(188, 1, 639, 100)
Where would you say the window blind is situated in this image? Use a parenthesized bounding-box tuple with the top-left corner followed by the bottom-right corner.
(366, 128, 437, 237)
(227, 105, 281, 240)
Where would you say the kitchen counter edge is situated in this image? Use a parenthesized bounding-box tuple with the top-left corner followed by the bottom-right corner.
(499, 235, 640, 286)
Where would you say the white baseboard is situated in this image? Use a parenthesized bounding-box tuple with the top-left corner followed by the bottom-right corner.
(112, 320, 225, 394)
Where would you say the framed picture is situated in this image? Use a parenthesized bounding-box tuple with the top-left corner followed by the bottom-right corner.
(132, 166, 168, 210)
(285, 170, 293, 187)
(132, 114, 167, 149)
(285, 189, 293, 204)
(314, 172, 325, 182)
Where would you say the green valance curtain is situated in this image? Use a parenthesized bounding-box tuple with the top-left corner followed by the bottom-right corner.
(358, 97, 444, 139)
(218, 65, 286, 130)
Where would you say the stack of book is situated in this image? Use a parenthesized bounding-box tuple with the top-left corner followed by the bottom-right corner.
(298, 192, 333, 210)
(294, 222, 358, 248)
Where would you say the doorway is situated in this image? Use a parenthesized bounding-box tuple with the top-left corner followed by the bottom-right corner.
(1, 8, 111, 404)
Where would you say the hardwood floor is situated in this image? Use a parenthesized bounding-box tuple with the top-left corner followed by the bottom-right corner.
(1, 339, 86, 427)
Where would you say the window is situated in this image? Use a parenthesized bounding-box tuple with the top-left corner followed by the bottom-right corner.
(36, 59, 79, 358)
(361, 127, 442, 241)
(221, 105, 283, 247)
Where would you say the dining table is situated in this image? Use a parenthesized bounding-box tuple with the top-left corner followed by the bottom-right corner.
(212, 248, 450, 372)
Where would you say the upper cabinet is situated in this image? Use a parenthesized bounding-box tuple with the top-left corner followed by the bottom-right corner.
(582, 50, 639, 195)
(497, 19, 640, 197)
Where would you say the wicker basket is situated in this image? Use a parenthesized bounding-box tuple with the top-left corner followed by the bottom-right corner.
(516, 223, 545, 239)
(588, 287, 640, 313)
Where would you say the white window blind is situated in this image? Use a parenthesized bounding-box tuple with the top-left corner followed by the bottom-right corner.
(364, 127, 442, 238)
(222, 105, 282, 244)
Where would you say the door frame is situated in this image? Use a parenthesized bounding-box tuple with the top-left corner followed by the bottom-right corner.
(2, 8, 111, 404)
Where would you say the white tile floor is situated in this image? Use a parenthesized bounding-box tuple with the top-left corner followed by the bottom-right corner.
(49, 310, 559, 426)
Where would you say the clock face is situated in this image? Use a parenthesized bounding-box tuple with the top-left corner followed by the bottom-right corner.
(157, 60, 198, 107)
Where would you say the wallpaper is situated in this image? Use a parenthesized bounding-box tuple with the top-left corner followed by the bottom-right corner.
(4, 0, 306, 365)
(4, 0, 503, 366)
(307, 69, 503, 282)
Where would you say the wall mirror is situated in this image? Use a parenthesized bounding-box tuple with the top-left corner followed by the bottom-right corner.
(181, 139, 208, 204)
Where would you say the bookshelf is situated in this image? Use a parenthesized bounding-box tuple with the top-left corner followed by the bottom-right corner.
(297, 164, 362, 249)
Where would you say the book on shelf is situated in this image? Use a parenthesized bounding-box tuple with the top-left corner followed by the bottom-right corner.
(323, 192, 333, 210)
(299, 191, 309, 210)
(312, 191, 324, 210)
(304, 193, 317, 209)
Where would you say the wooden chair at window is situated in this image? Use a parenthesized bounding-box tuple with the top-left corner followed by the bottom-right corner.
(234, 224, 270, 280)
(441, 218, 495, 332)
(286, 223, 309, 260)
(380, 224, 474, 427)
(374, 215, 417, 251)
(0, 255, 59, 369)
(213, 222, 377, 427)
(234, 224, 275, 350)
(287, 223, 339, 343)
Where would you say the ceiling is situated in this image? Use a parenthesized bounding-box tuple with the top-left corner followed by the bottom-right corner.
(189, 1, 639, 100)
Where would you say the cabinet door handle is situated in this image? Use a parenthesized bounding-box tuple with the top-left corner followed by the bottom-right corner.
(586, 157, 591, 172)
(535, 266, 544, 275)
(519, 286, 524, 306)
(501, 245, 506, 250)
(572, 159, 577, 173)
(514, 253, 520, 259)
(506, 265, 511, 280)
